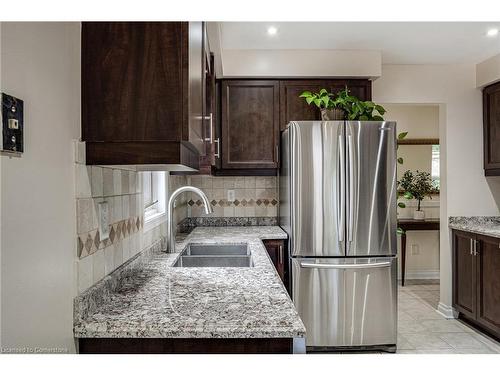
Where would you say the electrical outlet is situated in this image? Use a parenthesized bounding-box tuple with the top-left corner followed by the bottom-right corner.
(411, 244, 419, 255)
(227, 189, 235, 202)
(98, 201, 110, 240)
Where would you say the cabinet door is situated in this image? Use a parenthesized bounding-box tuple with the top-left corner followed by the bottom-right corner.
(221, 80, 280, 169)
(483, 82, 500, 175)
(262, 240, 286, 282)
(82, 22, 186, 143)
(452, 230, 477, 319)
(476, 235, 500, 336)
(279, 79, 372, 131)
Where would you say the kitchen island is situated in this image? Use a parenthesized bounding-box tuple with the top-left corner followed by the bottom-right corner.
(74, 227, 306, 354)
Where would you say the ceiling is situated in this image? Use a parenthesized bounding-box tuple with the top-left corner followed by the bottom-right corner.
(219, 22, 500, 64)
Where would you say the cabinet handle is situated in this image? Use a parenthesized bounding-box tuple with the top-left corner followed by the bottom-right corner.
(275, 145, 279, 165)
(470, 239, 473, 255)
(203, 113, 213, 143)
(474, 240, 479, 256)
(214, 138, 220, 158)
(279, 245, 283, 264)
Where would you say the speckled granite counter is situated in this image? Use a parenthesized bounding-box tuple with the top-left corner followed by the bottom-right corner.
(449, 216, 500, 238)
(74, 226, 305, 339)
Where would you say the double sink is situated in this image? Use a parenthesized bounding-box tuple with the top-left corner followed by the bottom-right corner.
(173, 244, 254, 268)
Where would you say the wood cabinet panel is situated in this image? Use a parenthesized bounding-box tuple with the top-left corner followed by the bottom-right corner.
(452, 230, 500, 341)
(452, 230, 476, 319)
(79, 337, 293, 354)
(483, 82, 500, 175)
(82, 22, 187, 143)
(476, 234, 500, 336)
(82, 22, 205, 168)
(262, 239, 290, 295)
(221, 80, 279, 169)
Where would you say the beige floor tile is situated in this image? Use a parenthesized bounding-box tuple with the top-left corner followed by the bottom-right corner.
(401, 333, 452, 349)
(397, 335, 416, 349)
(395, 281, 500, 355)
(396, 349, 419, 354)
(415, 349, 457, 354)
(454, 348, 497, 354)
(398, 310, 415, 321)
(419, 319, 467, 333)
(438, 333, 487, 349)
(398, 320, 427, 334)
(405, 307, 443, 321)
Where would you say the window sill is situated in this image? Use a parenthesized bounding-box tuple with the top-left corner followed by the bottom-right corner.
(143, 211, 167, 233)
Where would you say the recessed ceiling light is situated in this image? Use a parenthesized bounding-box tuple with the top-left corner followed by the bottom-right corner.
(267, 26, 278, 36)
(487, 28, 499, 37)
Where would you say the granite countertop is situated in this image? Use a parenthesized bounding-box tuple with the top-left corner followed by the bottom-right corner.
(74, 226, 306, 339)
(449, 216, 500, 238)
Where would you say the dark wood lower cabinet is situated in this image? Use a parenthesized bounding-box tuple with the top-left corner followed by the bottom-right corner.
(78, 338, 293, 354)
(476, 234, 500, 336)
(452, 230, 500, 340)
(262, 239, 290, 294)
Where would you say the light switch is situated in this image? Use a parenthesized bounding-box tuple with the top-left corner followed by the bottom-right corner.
(227, 189, 235, 202)
(8, 119, 19, 129)
(98, 201, 110, 240)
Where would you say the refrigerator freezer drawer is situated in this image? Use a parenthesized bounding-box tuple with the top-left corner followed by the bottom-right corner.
(292, 257, 397, 349)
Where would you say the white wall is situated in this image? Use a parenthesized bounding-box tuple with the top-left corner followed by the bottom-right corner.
(373, 64, 500, 316)
(0, 23, 80, 353)
(476, 53, 500, 88)
(220, 49, 381, 78)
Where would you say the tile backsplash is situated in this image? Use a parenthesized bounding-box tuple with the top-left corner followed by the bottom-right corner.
(73, 141, 188, 294)
(187, 176, 278, 218)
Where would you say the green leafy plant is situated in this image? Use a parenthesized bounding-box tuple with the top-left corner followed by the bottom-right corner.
(397, 170, 435, 211)
(299, 89, 337, 110)
(299, 87, 387, 121)
(333, 88, 386, 121)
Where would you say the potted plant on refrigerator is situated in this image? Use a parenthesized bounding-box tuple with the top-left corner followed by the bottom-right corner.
(299, 87, 387, 121)
(299, 89, 345, 120)
(398, 170, 435, 220)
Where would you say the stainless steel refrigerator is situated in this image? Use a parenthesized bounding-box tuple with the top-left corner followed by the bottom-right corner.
(280, 121, 398, 353)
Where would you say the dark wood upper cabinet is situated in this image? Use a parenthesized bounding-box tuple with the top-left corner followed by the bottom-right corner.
(452, 230, 500, 340)
(82, 22, 206, 169)
(279, 79, 372, 130)
(221, 80, 280, 170)
(483, 81, 500, 176)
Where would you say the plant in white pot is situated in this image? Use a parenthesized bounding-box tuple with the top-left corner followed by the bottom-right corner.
(398, 170, 435, 220)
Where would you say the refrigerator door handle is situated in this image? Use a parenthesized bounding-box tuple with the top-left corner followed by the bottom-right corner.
(299, 261, 392, 269)
(338, 134, 345, 242)
(347, 133, 355, 242)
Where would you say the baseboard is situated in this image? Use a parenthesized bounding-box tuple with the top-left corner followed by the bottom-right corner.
(398, 270, 440, 280)
(437, 302, 458, 319)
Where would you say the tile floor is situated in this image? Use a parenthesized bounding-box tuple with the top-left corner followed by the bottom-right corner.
(397, 280, 500, 354)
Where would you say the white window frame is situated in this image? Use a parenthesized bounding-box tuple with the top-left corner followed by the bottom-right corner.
(143, 171, 168, 232)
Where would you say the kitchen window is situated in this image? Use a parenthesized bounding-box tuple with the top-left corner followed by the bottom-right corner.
(143, 171, 168, 231)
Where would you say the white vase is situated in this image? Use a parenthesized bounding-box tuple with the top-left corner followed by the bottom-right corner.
(413, 210, 425, 220)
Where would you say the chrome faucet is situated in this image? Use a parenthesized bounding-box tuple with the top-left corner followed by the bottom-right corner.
(167, 186, 213, 253)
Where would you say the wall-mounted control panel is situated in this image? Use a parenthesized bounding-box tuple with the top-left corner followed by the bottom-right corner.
(1, 93, 24, 154)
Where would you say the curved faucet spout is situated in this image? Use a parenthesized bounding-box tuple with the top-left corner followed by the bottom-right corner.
(167, 186, 213, 252)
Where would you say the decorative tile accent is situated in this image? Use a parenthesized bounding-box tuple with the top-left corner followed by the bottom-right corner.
(77, 215, 144, 259)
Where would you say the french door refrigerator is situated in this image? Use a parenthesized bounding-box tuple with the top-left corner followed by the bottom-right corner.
(280, 121, 398, 352)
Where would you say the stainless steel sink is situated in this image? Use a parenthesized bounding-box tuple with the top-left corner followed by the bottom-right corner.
(173, 244, 253, 268)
